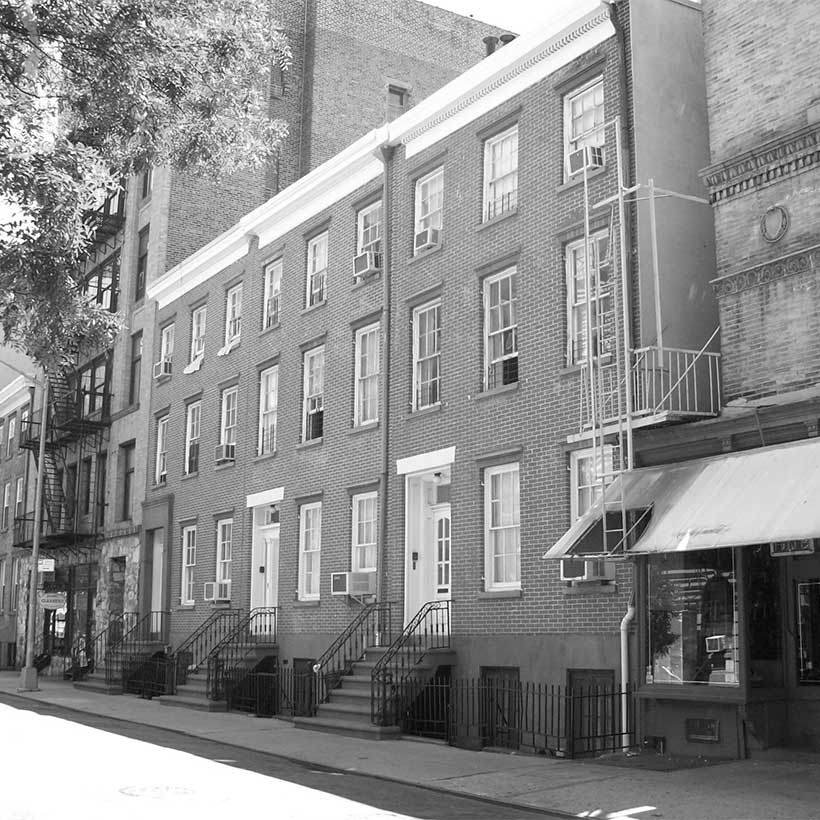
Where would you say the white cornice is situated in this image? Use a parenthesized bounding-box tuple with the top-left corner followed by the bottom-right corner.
(148, 2, 613, 309)
(0, 375, 33, 416)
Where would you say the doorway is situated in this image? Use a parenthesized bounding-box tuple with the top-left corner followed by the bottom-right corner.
(481, 666, 521, 749)
(251, 504, 279, 636)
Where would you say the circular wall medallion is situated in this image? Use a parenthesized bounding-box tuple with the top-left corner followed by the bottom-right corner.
(760, 205, 789, 243)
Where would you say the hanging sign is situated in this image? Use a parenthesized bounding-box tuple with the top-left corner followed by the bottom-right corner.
(37, 558, 55, 573)
(770, 539, 815, 557)
(39, 591, 67, 610)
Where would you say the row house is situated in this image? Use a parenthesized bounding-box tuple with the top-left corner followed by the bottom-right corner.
(550, 0, 820, 759)
(12, 0, 498, 678)
(146, 0, 717, 749)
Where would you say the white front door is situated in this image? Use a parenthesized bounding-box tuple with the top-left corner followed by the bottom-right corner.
(150, 531, 164, 635)
(251, 518, 279, 635)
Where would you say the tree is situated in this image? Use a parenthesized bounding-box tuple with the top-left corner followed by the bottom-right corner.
(0, 0, 290, 371)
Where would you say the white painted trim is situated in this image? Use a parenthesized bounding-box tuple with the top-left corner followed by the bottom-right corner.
(0, 376, 34, 416)
(396, 446, 456, 476)
(246, 486, 284, 509)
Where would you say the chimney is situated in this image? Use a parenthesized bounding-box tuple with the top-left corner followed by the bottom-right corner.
(499, 33, 516, 46)
(483, 35, 499, 56)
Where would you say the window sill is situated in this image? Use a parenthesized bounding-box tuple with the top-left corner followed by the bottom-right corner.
(152, 481, 168, 491)
(562, 581, 617, 596)
(183, 358, 204, 375)
(408, 243, 443, 264)
(408, 403, 442, 418)
(350, 421, 379, 435)
(214, 460, 236, 472)
(478, 588, 522, 599)
(637, 683, 743, 702)
(556, 164, 608, 193)
(154, 373, 171, 385)
(254, 450, 277, 463)
(181, 471, 199, 481)
(177, 603, 195, 611)
(352, 271, 381, 290)
(297, 437, 323, 450)
(110, 403, 139, 422)
(217, 339, 241, 357)
(293, 599, 320, 608)
(475, 381, 519, 401)
(260, 322, 280, 338)
(302, 300, 326, 315)
(477, 208, 518, 231)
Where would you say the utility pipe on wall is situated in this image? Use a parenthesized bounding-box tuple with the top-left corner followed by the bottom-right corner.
(620, 590, 636, 752)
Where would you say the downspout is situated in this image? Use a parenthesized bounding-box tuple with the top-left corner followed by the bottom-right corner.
(375, 134, 395, 645)
(620, 590, 636, 751)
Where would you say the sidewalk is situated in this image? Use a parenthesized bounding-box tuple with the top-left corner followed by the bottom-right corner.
(1, 671, 819, 820)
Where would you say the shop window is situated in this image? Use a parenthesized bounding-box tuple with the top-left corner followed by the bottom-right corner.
(647, 550, 739, 687)
(747, 544, 783, 688)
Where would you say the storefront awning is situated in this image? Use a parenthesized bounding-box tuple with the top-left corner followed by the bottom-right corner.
(544, 437, 820, 558)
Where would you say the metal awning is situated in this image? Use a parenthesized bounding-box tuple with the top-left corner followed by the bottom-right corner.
(544, 437, 820, 559)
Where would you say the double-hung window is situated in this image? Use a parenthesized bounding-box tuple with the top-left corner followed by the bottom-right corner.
(263, 259, 282, 329)
(302, 346, 324, 442)
(0, 558, 5, 611)
(184, 401, 201, 474)
(306, 232, 328, 307)
(412, 300, 441, 410)
(484, 463, 520, 590)
(217, 518, 233, 598)
(414, 167, 443, 251)
(19, 406, 29, 444)
(299, 502, 322, 600)
(6, 414, 15, 457)
(564, 77, 604, 178)
(2, 482, 10, 529)
(566, 232, 614, 365)
(155, 415, 168, 484)
(562, 447, 615, 582)
(181, 526, 196, 604)
(129, 332, 142, 405)
(483, 266, 518, 389)
(157, 323, 174, 376)
(219, 387, 238, 459)
(354, 324, 379, 426)
(258, 366, 278, 456)
(190, 305, 206, 363)
(224, 284, 243, 347)
(483, 124, 518, 220)
(15, 476, 24, 520)
(352, 492, 377, 572)
(356, 201, 382, 276)
(136, 226, 149, 301)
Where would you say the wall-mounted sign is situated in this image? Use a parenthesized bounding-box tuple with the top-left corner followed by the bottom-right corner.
(37, 558, 55, 573)
(39, 591, 67, 610)
(770, 539, 815, 557)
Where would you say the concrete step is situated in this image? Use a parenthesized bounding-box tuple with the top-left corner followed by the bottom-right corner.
(317, 702, 372, 720)
(157, 693, 227, 712)
(327, 688, 371, 707)
(292, 715, 400, 740)
(73, 675, 122, 695)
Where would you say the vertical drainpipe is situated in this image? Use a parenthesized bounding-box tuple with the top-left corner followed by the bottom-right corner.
(376, 136, 394, 645)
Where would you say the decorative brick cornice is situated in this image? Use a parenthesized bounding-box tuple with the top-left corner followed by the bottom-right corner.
(711, 243, 820, 297)
(701, 123, 820, 204)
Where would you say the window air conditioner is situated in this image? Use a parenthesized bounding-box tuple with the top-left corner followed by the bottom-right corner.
(353, 251, 382, 280)
(152, 359, 172, 379)
(331, 571, 377, 596)
(414, 227, 440, 253)
(204, 581, 231, 601)
(214, 443, 236, 464)
(560, 557, 609, 582)
(568, 145, 604, 176)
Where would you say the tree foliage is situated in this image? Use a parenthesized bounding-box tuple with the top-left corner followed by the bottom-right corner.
(0, 0, 290, 371)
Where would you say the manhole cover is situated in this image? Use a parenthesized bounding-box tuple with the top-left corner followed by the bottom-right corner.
(119, 785, 195, 798)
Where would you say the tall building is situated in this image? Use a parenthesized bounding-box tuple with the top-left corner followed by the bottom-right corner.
(12, 0, 499, 675)
(144, 0, 717, 753)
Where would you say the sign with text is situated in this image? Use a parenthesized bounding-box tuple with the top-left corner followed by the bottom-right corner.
(39, 591, 67, 610)
(37, 558, 55, 573)
(770, 539, 815, 557)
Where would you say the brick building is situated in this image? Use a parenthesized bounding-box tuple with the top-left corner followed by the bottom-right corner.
(146, 0, 717, 745)
(13, 0, 498, 675)
(552, 0, 820, 759)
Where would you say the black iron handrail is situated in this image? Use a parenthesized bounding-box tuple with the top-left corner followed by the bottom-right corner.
(106, 610, 169, 686)
(206, 607, 277, 700)
(70, 611, 137, 680)
(170, 608, 243, 692)
(312, 601, 392, 714)
(371, 600, 450, 725)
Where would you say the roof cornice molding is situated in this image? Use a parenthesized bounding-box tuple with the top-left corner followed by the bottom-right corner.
(0, 375, 34, 415)
(701, 122, 820, 204)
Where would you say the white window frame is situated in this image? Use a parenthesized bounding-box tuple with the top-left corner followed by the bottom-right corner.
(298, 502, 322, 601)
(6, 415, 15, 457)
(414, 166, 444, 245)
(14, 476, 23, 520)
(181, 525, 196, 604)
(159, 323, 175, 364)
(224, 283, 243, 346)
(357, 201, 382, 255)
(190, 305, 206, 362)
(220, 386, 238, 448)
(306, 232, 328, 307)
(19, 407, 28, 443)
(10, 557, 20, 610)
(484, 463, 521, 591)
(566, 231, 614, 366)
(2, 482, 9, 530)
(302, 346, 324, 442)
(155, 415, 168, 484)
(217, 518, 233, 589)
(483, 266, 518, 390)
(352, 492, 377, 572)
(184, 401, 201, 474)
(412, 300, 441, 410)
(258, 365, 278, 456)
(0, 558, 5, 612)
(562, 446, 616, 582)
(483, 124, 518, 221)
(354, 323, 380, 426)
(263, 259, 282, 330)
(564, 76, 605, 178)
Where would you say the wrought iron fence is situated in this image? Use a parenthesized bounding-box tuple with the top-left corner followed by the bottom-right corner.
(224, 666, 315, 718)
(105, 610, 169, 686)
(122, 653, 172, 699)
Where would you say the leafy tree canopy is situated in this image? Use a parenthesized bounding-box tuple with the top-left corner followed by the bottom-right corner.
(0, 0, 290, 371)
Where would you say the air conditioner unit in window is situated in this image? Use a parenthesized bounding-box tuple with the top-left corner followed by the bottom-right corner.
(414, 227, 440, 253)
(560, 557, 610, 583)
(331, 571, 377, 596)
(568, 145, 604, 176)
(214, 443, 235, 464)
(353, 251, 382, 280)
(152, 359, 172, 379)
(204, 581, 231, 601)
